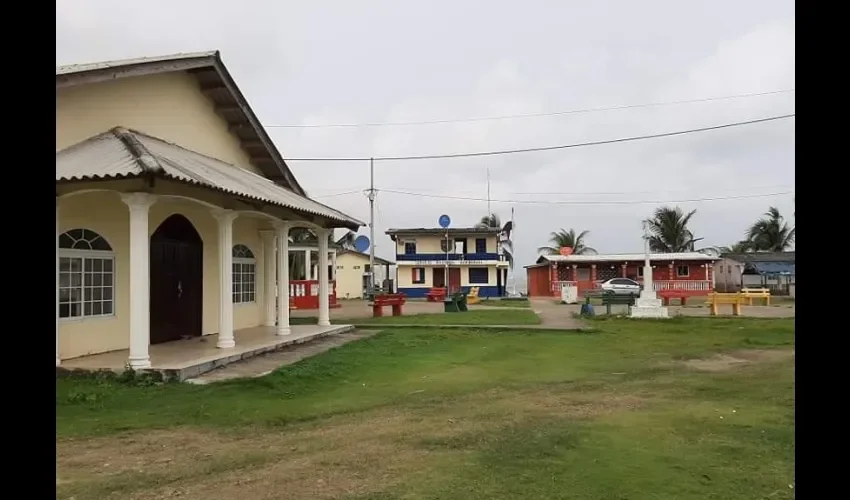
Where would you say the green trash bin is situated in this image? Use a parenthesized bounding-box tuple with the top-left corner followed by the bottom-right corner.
(444, 296, 460, 312)
(455, 292, 468, 312)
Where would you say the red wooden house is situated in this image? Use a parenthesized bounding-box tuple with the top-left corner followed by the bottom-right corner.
(526, 252, 719, 298)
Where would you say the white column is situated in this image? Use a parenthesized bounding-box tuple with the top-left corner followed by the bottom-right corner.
(214, 210, 238, 348)
(56, 199, 60, 366)
(260, 230, 276, 327)
(304, 249, 312, 280)
(317, 229, 331, 326)
(120, 193, 157, 369)
(331, 250, 337, 281)
(276, 223, 291, 335)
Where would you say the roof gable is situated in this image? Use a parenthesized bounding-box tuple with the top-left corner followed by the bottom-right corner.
(56, 51, 305, 196)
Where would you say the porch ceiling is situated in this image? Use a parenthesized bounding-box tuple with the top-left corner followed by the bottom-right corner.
(55, 127, 364, 230)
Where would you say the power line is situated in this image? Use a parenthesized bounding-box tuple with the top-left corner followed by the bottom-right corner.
(376, 188, 794, 206)
(267, 89, 795, 129)
(285, 113, 795, 162)
(312, 184, 795, 198)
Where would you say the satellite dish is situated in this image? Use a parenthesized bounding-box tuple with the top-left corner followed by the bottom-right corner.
(354, 235, 370, 253)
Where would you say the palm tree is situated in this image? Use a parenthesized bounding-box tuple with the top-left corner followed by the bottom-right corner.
(643, 206, 702, 252)
(537, 229, 597, 255)
(746, 206, 795, 252)
(714, 240, 754, 254)
(476, 213, 514, 268)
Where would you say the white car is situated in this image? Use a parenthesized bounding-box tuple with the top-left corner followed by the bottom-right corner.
(599, 278, 642, 295)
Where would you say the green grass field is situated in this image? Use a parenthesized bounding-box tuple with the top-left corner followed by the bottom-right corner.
(57, 316, 795, 500)
(476, 298, 531, 308)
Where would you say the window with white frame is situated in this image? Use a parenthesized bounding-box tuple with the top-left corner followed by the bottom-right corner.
(676, 265, 690, 277)
(59, 229, 115, 319)
(232, 244, 256, 304)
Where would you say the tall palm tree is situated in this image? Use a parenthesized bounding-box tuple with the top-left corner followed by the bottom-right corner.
(537, 229, 597, 255)
(643, 206, 701, 252)
(476, 213, 514, 268)
(714, 240, 754, 254)
(746, 206, 795, 252)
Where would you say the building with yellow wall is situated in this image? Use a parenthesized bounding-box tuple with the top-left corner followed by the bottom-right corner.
(56, 51, 362, 368)
(334, 250, 395, 299)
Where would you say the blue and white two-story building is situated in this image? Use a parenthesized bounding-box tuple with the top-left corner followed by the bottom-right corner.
(386, 227, 509, 298)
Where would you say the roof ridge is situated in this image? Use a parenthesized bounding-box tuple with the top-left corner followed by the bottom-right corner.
(111, 127, 164, 173)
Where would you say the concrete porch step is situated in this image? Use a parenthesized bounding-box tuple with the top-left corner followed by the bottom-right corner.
(185, 329, 379, 384)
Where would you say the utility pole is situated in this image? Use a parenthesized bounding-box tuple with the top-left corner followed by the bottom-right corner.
(486, 168, 491, 216)
(368, 157, 376, 292)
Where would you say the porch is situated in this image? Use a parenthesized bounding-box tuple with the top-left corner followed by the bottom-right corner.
(60, 324, 354, 381)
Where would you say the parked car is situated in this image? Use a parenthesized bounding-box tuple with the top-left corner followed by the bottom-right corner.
(599, 278, 642, 295)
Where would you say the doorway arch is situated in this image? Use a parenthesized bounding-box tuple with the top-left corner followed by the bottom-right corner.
(150, 214, 203, 344)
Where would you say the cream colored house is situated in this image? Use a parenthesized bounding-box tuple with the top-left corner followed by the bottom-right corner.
(56, 51, 363, 370)
(387, 227, 509, 298)
(334, 250, 395, 299)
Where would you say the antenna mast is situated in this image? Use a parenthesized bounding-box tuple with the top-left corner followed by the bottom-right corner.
(486, 168, 491, 216)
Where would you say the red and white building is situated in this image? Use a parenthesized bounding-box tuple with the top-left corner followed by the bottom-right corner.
(525, 252, 719, 298)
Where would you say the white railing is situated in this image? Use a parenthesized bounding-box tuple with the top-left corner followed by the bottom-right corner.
(551, 281, 577, 293)
(650, 280, 711, 291)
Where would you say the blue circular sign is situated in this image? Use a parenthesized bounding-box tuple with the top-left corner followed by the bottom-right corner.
(438, 214, 451, 228)
(354, 235, 370, 253)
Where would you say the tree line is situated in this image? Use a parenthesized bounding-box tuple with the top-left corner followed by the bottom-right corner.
(536, 205, 795, 256)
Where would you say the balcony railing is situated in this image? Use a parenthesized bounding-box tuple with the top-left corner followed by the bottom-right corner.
(396, 252, 503, 262)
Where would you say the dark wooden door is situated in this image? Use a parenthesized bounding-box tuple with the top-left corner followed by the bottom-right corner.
(433, 268, 446, 288)
(448, 267, 461, 293)
(150, 214, 203, 344)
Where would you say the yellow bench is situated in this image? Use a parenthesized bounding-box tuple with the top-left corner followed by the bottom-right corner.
(741, 287, 771, 306)
(467, 286, 481, 305)
(707, 292, 746, 316)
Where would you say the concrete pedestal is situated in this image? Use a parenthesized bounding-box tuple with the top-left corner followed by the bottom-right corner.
(629, 291, 670, 319)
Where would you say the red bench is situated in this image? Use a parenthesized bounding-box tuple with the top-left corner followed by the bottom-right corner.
(657, 289, 690, 306)
(372, 293, 406, 317)
(425, 287, 447, 302)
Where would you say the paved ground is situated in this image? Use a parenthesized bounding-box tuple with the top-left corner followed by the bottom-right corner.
(187, 330, 379, 384)
(291, 300, 446, 319)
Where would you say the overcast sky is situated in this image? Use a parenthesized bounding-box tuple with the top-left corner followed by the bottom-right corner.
(56, 0, 795, 272)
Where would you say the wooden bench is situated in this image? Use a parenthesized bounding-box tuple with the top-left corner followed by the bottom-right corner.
(707, 292, 746, 316)
(371, 293, 406, 317)
(741, 287, 771, 306)
(657, 289, 690, 306)
(466, 286, 481, 305)
(601, 291, 638, 315)
(426, 287, 447, 302)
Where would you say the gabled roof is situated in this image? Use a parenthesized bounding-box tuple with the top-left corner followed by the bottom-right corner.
(55, 127, 363, 230)
(56, 51, 305, 196)
(337, 249, 395, 266)
(529, 252, 718, 267)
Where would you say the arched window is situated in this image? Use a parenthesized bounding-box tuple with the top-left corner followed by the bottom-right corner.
(58, 229, 115, 319)
(232, 244, 256, 304)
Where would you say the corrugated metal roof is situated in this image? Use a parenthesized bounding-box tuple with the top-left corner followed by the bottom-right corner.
(749, 261, 795, 276)
(722, 252, 795, 263)
(56, 128, 363, 228)
(539, 252, 718, 263)
(56, 51, 218, 75)
(337, 249, 395, 265)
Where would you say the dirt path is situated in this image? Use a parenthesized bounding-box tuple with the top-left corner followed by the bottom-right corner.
(187, 330, 379, 384)
(528, 299, 588, 330)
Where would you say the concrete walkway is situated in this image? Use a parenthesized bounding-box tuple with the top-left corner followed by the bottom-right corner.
(186, 329, 379, 384)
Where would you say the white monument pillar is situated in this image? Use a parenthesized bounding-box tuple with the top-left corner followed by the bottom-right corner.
(260, 230, 276, 327)
(304, 249, 312, 280)
(630, 222, 670, 319)
(214, 210, 238, 348)
(317, 229, 331, 326)
(276, 223, 291, 335)
(120, 193, 158, 368)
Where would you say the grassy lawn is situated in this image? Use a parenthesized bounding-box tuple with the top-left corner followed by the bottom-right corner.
(57, 317, 794, 500)
(476, 298, 531, 308)
(291, 308, 541, 326)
